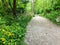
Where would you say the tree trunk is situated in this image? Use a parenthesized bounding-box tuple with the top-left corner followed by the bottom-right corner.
(51, 0, 53, 7)
(31, 0, 34, 15)
(13, 0, 16, 17)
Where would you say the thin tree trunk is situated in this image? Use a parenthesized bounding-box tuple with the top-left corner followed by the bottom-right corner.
(51, 0, 53, 7)
(13, 0, 16, 17)
(31, 0, 34, 15)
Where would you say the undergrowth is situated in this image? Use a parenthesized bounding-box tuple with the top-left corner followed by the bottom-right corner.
(0, 14, 32, 45)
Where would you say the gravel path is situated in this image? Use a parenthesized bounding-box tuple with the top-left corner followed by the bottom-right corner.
(25, 15, 60, 45)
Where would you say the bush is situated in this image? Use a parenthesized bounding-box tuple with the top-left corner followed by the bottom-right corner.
(45, 10, 60, 25)
(0, 14, 32, 45)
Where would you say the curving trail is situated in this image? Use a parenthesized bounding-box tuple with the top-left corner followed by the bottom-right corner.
(25, 15, 60, 45)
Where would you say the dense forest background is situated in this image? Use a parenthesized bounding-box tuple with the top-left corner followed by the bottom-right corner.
(26, 0, 60, 25)
(0, 0, 60, 45)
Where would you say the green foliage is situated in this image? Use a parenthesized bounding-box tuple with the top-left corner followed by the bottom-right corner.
(26, 2, 31, 13)
(0, 0, 32, 45)
(17, 0, 29, 13)
(44, 0, 60, 25)
(45, 10, 60, 25)
(34, 0, 52, 14)
(0, 0, 60, 45)
(0, 0, 29, 14)
(18, 15, 32, 28)
(32, 0, 60, 25)
(0, 14, 32, 45)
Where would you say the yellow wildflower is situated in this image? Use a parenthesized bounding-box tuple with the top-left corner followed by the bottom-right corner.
(0, 38, 5, 41)
(3, 41, 6, 44)
(7, 32, 12, 37)
(2, 29, 7, 35)
(8, 43, 10, 45)
(2, 29, 6, 32)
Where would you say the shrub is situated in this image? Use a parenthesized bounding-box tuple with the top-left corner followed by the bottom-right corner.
(45, 10, 60, 25)
(0, 14, 32, 45)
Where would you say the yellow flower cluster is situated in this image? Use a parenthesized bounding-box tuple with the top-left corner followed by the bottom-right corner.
(2, 29, 14, 37)
(0, 29, 17, 45)
(0, 38, 5, 41)
(0, 38, 6, 44)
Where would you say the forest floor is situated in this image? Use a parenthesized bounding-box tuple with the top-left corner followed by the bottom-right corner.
(25, 15, 60, 45)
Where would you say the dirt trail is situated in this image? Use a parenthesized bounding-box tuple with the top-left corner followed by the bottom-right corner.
(25, 15, 60, 45)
